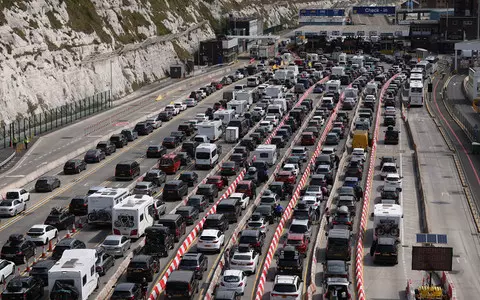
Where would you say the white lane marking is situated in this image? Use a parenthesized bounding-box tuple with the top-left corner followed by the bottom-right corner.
(399, 110, 408, 281)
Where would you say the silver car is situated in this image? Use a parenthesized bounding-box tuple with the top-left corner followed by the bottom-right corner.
(0, 199, 26, 217)
(133, 182, 158, 196)
(101, 235, 131, 257)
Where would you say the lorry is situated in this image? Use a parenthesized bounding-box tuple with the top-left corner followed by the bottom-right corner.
(373, 203, 402, 241)
(225, 127, 239, 143)
(213, 109, 236, 125)
(227, 100, 248, 115)
(234, 90, 254, 105)
(197, 120, 223, 141)
(48, 249, 99, 300)
(265, 85, 283, 99)
(258, 44, 276, 59)
(112, 194, 155, 238)
(88, 188, 129, 225)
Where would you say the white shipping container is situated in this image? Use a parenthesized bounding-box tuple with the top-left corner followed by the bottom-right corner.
(225, 127, 239, 143)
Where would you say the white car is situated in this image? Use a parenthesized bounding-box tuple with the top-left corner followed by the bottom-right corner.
(196, 90, 207, 99)
(165, 105, 179, 116)
(197, 229, 225, 252)
(384, 106, 396, 116)
(270, 275, 303, 300)
(26, 224, 58, 245)
(0, 199, 26, 217)
(303, 186, 323, 203)
(235, 72, 245, 80)
(265, 115, 279, 126)
(321, 147, 336, 157)
(5, 189, 30, 202)
(146, 118, 162, 129)
(259, 121, 274, 133)
(352, 148, 367, 161)
(229, 193, 250, 210)
(260, 191, 280, 207)
(174, 102, 187, 111)
(282, 164, 299, 176)
(218, 269, 248, 295)
(184, 98, 197, 107)
(187, 119, 200, 129)
(312, 116, 325, 126)
(253, 107, 266, 117)
(380, 162, 398, 180)
(0, 259, 15, 283)
(384, 173, 403, 191)
(300, 195, 321, 210)
(195, 113, 209, 122)
(247, 214, 268, 234)
(230, 248, 259, 275)
(365, 94, 376, 102)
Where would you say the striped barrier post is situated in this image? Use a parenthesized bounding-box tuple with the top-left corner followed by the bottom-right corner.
(354, 74, 399, 300)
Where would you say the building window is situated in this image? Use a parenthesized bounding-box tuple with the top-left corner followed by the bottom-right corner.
(452, 21, 457, 25)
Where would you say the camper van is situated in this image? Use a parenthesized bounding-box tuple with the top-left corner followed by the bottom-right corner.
(195, 143, 221, 169)
(213, 109, 236, 125)
(273, 70, 287, 83)
(326, 80, 341, 93)
(351, 55, 365, 68)
(112, 194, 155, 238)
(197, 120, 223, 141)
(227, 100, 248, 115)
(253, 144, 278, 166)
(331, 66, 345, 77)
(234, 90, 254, 105)
(87, 188, 129, 225)
(365, 82, 378, 95)
(338, 53, 347, 65)
(267, 104, 283, 117)
(48, 249, 99, 300)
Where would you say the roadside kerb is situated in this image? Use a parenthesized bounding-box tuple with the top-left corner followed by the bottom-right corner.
(0, 66, 236, 197)
(254, 82, 350, 300)
(202, 80, 330, 299)
(355, 74, 398, 300)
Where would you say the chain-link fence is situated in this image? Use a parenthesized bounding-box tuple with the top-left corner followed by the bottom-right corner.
(0, 91, 112, 149)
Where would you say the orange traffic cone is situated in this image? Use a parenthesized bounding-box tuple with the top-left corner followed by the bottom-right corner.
(41, 246, 47, 258)
(78, 218, 83, 229)
(48, 240, 53, 252)
(25, 262, 31, 273)
(71, 223, 76, 233)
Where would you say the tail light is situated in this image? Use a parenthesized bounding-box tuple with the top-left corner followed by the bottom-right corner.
(374, 252, 380, 255)
(195, 267, 201, 271)
(17, 251, 23, 255)
(96, 266, 102, 272)
(220, 282, 225, 286)
(176, 228, 180, 235)
(130, 229, 138, 236)
(213, 239, 219, 243)
(113, 229, 121, 235)
(129, 296, 135, 300)
(247, 262, 254, 265)
(238, 282, 244, 287)
(188, 284, 192, 292)
(83, 204, 87, 207)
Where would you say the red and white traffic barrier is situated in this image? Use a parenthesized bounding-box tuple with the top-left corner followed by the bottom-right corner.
(355, 74, 398, 300)
(441, 271, 457, 300)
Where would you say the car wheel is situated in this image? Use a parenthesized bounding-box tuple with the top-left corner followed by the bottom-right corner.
(0, 276, 4, 284)
(45, 238, 49, 246)
(27, 195, 30, 201)
(13, 209, 17, 216)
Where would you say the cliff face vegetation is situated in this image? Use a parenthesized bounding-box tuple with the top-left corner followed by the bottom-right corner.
(0, 0, 335, 122)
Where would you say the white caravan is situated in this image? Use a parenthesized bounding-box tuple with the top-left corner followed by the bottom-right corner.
(87, 188, 129, 225)
(112, 194, 155, 238)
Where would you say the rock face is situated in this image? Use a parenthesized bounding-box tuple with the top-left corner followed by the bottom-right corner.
(0, 0, 335, 123)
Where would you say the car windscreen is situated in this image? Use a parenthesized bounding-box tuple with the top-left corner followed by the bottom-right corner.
(273, 283, 297, 293)
(217, 204, 235, 213)
(196, 152, 210, 159)
(238, 235, 257, 244)
(179, 259, 198, 266)
(376, 244, 396, 252)
(289, 224, 307, 234)
(0, 201, 13, 207)
(382, 166, 397, 172)
(128, 262, 147, 269)
(223, 275, 240, 282)
(103, 239, 120, 246)
(5, 192, 19, 199)
(116, 164, 131, 171)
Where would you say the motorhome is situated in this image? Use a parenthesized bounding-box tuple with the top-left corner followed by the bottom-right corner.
(87, 188, 129, 225)
(365, 82, 378, 95)
(48, 249, 99, 300)
(373, 203, 402, 241)
(227, 100, 248, 115)
(286, 65, 299, 77)
(234, 90, 254, 105)
(351, 55, 365, 68)
(213, 109, 236, 125)
(331, 66, 345, 77)
(344, 87, 359, 101)
(273, 70, 287, 83)
(253, 144, 278, 166)
(326, 80, 341, 93)
(195, 143, 221, 169)
(225, 127, 239, 143)
(266, 104, 283, 117)
(409, 73, 423, 83)
(338, 53, 347, 65)
(197, 120, 223, 141)
(272, 98, 287, 112)
(112, 194, 155, 238)
(265, 85, 283, 99)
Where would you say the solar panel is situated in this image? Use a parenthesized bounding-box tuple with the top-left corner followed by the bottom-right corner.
(437, 234, 448, 244)
(416, 233, 448, 244)
(427, 234, 437, 243)
(416, 234, 427, 243)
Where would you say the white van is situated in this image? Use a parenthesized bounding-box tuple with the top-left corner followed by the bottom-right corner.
(253, 144, 278, 166)
(112, 194, 155, 238)
(88, 188, 129, 225)
(247, 76, 259, 87)
(234, 84, 246, 91)
(48, 249, 99, 300)
(195, 143, 222, 169)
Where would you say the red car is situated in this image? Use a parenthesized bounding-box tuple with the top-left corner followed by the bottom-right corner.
(284, 233, 309, 254)
(301, 132, 316, 146)
(206, 175, 225, 190)
(275, 171, 296, 185)
(235, 180, 256, 198)
(212, 81, 223, 90)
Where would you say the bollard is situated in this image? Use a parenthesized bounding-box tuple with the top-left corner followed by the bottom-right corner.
(71, 223, 76, 234)
(78, 218, 83, 229)
(42, 245, 47, 258)
(48, 240, 53, 252)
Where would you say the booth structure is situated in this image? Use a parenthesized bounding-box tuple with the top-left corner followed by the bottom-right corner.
(467, 67, 480, 100)
(454, 40, 480, 70)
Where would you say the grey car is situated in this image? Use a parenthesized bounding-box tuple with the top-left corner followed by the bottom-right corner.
(101, 235, 131, 257)
(121, 129, 138, 141)
(133, 182, 158, 196)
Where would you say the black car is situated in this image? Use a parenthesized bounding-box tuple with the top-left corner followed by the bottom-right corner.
(63, 159, 87, 175)
(110, 134, 128, 148)
(177, 124, 195, 136)
(175, 206, 199, 225)
(84, 149, 105, 163)
(111, 283, 143, 300)
(96, 140, 116, 155)
(126, 255, 160, 282)
(177, 152, 191, 166)
(195, 184, 219, 203)
(44, 207, 75, 230)
(1, 235, 36, 265)
(1, 276, 44, 300)
(181, 141, 200, 158)
(162, 136, 179, 149)
(221, 161, 239, 176)
(143, 169, 167, 186)
(179, 172, 198, 187)
(276, 246, 304, 275)
(68, 196, 88, 216)
(29, 260, 56, 286)
(35, 176, 61, 192)
(134, 122, 153, 135)
(230, 153, 248, 169)
(178, 252, 208, 279)
(238, 230, 265, 255)
(254, 205, 275, 224)
(171, 131, 186, 142)
(52, 238, 86, 260)
(158, 111, 174, 122)
(240, 138, 256, 151)
(186, 195, 208, 212)
(146, 145, 167, 158)
(383, 116, 396, 126)
(95, 247, 115, 276)
(323, 260, 349, 279)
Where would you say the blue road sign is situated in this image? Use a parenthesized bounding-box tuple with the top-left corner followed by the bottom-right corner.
(352, 6, 396, 15)
(299, 9, 345, 17)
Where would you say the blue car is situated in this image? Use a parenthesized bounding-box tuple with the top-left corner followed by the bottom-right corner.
(344, 177, 359, 188)
(313, 84, 324, 94)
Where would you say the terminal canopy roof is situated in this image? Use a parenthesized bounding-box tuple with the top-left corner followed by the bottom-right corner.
(455, 40, 480, 51)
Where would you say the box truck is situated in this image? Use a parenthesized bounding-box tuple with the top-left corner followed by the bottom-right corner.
(225, 127, 239, 143)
